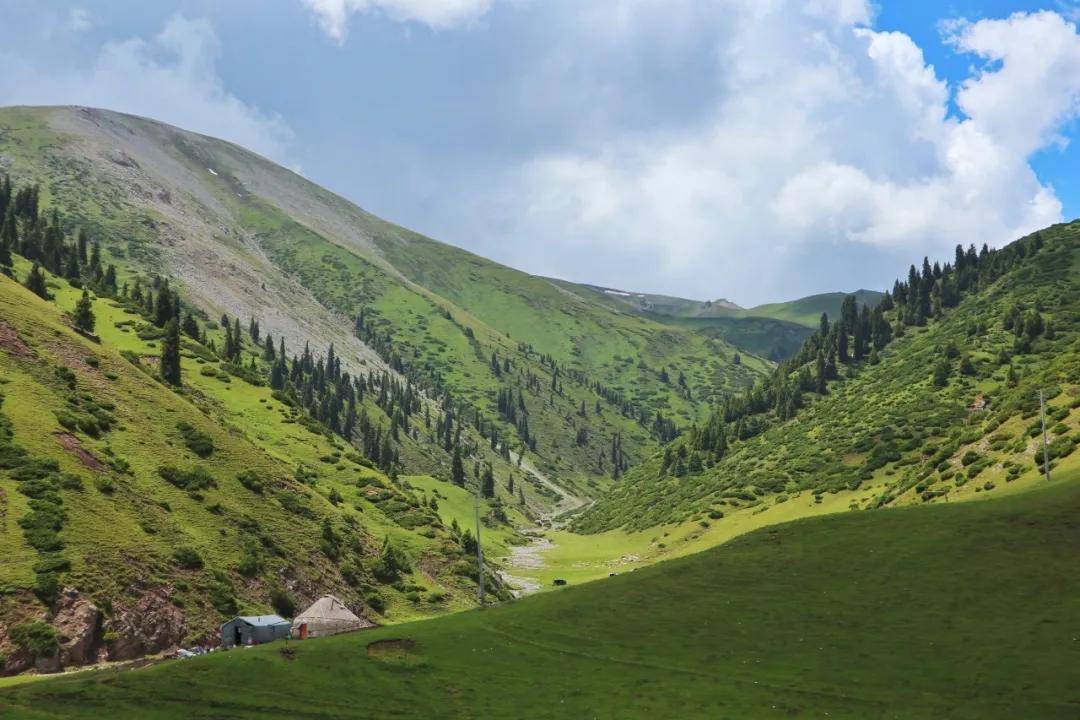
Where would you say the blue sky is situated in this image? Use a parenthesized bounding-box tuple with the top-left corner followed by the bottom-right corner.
(1, 0, 1079, 306)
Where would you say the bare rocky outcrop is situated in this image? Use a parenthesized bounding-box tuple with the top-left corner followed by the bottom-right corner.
(1, 641, 34, 676)
(46, 106, 390, 382)
(52, 587, 103, 667)
(103, 588, 187, 661)
(0, 593, 45, 675)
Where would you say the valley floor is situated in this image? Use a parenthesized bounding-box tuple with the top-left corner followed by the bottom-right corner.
(500, 443, 1077, 590)
(2, 467, 1077, 719)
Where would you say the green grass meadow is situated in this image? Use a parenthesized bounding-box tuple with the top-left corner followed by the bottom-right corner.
(2, 469, 1077, 719)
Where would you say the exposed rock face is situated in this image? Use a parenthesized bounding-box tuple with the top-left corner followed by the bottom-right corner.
(104, 588, 186, 661)
(34, 653, 61, 674)
(0, 593, 47, 675)
(1, 644, 33, 676)
(52, 587, 102, 668)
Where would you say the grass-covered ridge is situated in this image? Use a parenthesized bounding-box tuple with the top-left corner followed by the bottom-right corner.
(0, 105, 772, 504)
(578, 223, 1080, 531)
(0, 251, 523, 673)
(2, 470, 1077, 718)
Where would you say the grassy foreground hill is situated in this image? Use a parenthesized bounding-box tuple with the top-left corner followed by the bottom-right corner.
(1, 469, 1077, 719)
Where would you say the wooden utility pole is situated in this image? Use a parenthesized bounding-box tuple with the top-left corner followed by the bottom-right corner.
(474, 477, 485, 605)
(1039, 389, 1052, 483)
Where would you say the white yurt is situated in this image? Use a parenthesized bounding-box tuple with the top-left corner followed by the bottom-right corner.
(291, 595, 370, 639)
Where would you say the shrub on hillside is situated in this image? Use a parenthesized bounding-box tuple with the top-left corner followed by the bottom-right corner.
(158, 465, 217, 491)
(237, 548, 263, 578)
(176, 422, 214, 458)
(371, 538, 411, 582)
(208, 580, 237, 616)
(276, 491, 313, 517)
(33, 571, 60, 604)
(54, 410, 78, 431)
(236, 470, 264, 494)
(58, 473, 84, 490)
(172, 546, 204, 570)
(10, 622, 58, 659)
(270, 587, 297, 618)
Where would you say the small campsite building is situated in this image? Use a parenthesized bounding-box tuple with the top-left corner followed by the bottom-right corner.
(220, 615, 292, 648)
(291, 595, 370, 639)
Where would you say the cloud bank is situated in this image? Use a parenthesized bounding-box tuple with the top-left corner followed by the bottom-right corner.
(3, 3, 1080, 305)
(479, 4, 1080, 304)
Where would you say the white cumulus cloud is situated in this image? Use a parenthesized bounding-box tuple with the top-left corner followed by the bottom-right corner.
(302, 0, 495, 42)
(483, 3, 1080, 304)
(0, 15, 293, 165)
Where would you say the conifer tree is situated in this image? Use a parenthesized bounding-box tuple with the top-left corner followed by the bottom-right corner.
(154, 281, 172, 327)
(0, 234, 11, 276)
(24, 262, 50, 299)
(451, 446, 465, 486)
(160, 318, 182, 386)
(270, 357, 286, 390)
(0, 207, 15, 256)
(932, 359, 950, 388)
(959, 354, 975, 376)
(233, 317, 242, 358)
(63, 247, 80, 282)
(102, 265, 117, 294)
(77, 229, 89, 265)
(379, 430, 394, 473)
(73, 290, 95, 333)
(181, 311, 200, 340)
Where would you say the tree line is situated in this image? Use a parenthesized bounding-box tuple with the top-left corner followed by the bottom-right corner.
(669, 232, 1052, 476)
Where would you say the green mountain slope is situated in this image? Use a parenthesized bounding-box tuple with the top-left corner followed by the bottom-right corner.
(545, 279, 743, 317)
(550, 280, 881, 329)
(549, 279, 881, 359)
(652, 315, 812, 361)
(576, 225, 1080, 532)
(0, 105, 773, 674)
(3, 102, 1077, 692)
(0, 105, 769, 503)
(744, 289, 884, 327)
(0, 253, 526, 674)
(3, 470, 1077, 719)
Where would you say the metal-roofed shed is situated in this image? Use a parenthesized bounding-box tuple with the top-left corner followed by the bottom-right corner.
(220, 614, 291, 647)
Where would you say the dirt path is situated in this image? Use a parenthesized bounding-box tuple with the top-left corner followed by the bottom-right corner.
(499, 453, 590, 596)
(498, 532, 552, 597)
(508, 450, 588, 522)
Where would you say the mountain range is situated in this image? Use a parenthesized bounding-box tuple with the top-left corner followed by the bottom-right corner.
(0, 105, 1076, 697)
